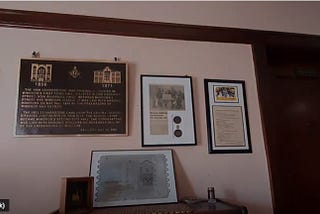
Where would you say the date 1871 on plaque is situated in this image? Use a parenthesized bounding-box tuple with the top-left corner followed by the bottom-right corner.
(15, 58, 128, 136)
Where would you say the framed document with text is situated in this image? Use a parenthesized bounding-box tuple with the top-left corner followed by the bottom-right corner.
(141, 75, 196, 146)
(204, 79, 252, 153)
(90, 150, 177, 207)
(15, 58, 128, 136)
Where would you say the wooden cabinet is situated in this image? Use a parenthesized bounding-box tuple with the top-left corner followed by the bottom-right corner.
(56, 200, 247, 214)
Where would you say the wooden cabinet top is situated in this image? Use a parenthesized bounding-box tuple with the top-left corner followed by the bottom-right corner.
(58, 200, 247, 214)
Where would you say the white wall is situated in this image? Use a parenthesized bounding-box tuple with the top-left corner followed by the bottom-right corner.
(0, 27, 272, 213)
(1, 1, 320, 35)
(1, 1, 320, 214)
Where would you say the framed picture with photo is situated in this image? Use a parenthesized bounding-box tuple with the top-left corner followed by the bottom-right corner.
(89, 149, 177, 207)
(204, 79, 252, 153)
(141, 75, 196, 146)
(213, 85, 239, 103)
(59, 177, 94, 213)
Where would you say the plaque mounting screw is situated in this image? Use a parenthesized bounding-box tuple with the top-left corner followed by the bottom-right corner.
(32, 51, 40, 58)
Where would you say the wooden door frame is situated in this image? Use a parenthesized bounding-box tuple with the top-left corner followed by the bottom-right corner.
(2, 8, 320, 212)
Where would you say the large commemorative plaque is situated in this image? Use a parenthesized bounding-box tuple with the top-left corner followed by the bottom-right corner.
(15, 58, 128, 136)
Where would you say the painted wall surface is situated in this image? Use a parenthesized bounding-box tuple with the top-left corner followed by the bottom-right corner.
(1, 1, 320, 35)
(1, 1, 319, 214)
(0, 27, 271, 213)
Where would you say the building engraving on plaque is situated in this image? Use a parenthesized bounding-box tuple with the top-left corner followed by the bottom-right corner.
(30, 63, 52, 87)
(93, 66, 121, 84)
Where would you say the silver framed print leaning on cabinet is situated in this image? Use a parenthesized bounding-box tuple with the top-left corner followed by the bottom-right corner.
(141, 75, 196, 146)
(89, 150, 177, 207)
(204, 79, 252, 154)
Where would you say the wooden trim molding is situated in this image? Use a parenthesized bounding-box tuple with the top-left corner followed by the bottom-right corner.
(1, 8, 320, 47)
(0, 8, 256, 43)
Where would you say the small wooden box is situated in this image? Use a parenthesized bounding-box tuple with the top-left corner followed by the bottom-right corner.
(60, 177, 94, 214)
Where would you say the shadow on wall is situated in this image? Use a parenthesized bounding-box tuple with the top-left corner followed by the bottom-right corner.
(172, 150, 196, 201)
(221, 188, 273, 214)
(127, 62, 137, 136)
(190, 76, 202, 146)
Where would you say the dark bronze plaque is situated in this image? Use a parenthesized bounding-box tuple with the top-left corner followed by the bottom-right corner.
(15, 59, 127, 136)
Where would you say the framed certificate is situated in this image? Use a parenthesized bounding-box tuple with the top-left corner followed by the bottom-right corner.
(204, 79, 252, 153)
(141, 75, 196, 146)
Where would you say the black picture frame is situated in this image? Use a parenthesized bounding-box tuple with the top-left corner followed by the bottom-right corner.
(141, 75, 196, 146)
(204, 79, 252, 153)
